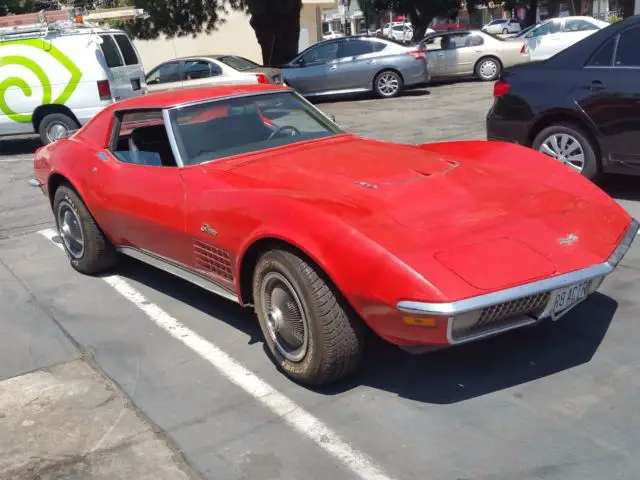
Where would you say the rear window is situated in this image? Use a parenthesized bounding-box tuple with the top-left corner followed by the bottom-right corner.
(114, 34, 140, 65)
(217, 56, 260, 71)
(99, 34, 123, 68)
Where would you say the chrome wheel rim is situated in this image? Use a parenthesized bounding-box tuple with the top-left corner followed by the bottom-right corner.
(377, 73, 399, 96)
(57, 200, 85, 259)
(260, 272, 309, 362)
(479, 60, 498, 80)
(47, 122, 68, 143)
(539, 133, 585, 173)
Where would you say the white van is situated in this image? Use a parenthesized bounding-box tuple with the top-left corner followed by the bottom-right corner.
(0, 12, 146, 144)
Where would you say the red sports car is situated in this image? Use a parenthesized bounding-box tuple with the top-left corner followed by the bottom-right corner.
(30, 84, 638, 386)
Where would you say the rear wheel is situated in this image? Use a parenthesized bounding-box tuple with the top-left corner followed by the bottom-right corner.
(53, 185, 118, 274)
(252, 249, 364, 386)
(475, 57, 502, 81)
(531, 123, 600, 181)
(38, 113, 79, 145)
(373, 70, 403, 98)
(502, 28, 509, 34)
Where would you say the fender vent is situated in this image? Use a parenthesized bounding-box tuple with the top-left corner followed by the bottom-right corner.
(193, 239, 234, 281)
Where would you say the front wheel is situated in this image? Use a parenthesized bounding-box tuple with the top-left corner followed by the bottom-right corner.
(373, 70, 403, 98)
(53, 185, 118, 274)
(252, 249, 364, 386)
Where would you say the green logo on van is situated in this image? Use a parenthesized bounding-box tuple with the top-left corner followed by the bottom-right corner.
(0, 38, 82, 123)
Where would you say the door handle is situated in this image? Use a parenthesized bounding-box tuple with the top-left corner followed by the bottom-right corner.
(435, 53, 444, 56)
(584, 80, 606, 91)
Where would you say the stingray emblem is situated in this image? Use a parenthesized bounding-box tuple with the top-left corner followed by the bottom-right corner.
(200, 224, 218, 237)
(559, 233, 579, 245)
(0, 39, 83, 123)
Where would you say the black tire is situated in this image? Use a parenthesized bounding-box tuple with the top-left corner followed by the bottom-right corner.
(474, 56, 502, 81)
(252, 249, 364, 386)
(53, 185, 118, 274)
(373, 70, 404, 99)
(502, 28, 508, 34)
(38, 113, 79, 145)
(531, 123, 600, 181)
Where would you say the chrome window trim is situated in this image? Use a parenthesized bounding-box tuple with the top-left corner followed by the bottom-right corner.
(117, 246, 239, 303)
(162, 108, 185, 168)
(398, 218, 638, 317)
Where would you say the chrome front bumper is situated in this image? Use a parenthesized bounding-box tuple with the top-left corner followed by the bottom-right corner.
(398, 218, 639, 345)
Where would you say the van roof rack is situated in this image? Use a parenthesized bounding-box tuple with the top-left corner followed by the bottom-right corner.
(0, 7, 146, 41)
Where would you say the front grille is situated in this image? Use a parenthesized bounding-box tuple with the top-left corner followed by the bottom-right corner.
(476, 292, 551, 327)
(451, 292, 551, 341)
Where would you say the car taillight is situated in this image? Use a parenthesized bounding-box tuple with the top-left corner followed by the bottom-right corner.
(493, 80, 510, 97)
(255, 73, 270, 84)
(520, 43, 526, 55)
(407, 49, 426, 60)
(97, 80, 112, 101)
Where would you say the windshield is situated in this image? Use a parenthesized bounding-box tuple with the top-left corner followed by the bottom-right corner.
(217, 55, 261, 71)
(168, 91, 343, 166)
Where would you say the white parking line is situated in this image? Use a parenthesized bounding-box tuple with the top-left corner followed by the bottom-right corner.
(38, 228, 394, 480)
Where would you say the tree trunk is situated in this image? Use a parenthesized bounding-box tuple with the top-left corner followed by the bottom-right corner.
(249, 2, 302, 67)
(407, 6, 436, 42)
(524, 0, 538, 27)
(623, 0, 635, 17)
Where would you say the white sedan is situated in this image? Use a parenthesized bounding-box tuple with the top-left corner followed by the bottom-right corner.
(482, 18, 522, 34)
(521, 16, 610, 61)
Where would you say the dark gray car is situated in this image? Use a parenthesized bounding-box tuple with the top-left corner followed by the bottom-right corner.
(280, 36, 430, 99)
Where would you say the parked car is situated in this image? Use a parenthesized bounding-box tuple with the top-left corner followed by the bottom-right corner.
(145, 55, 283, 93)
(521, 15, 609, 61)
(280, 36, 429, 99)
(418, 30, 527, 82)
(486, 15, 640, 181)
(30, 84, 637, 386)
(0, 11, 145, 145)
(482, 18, 522, 35)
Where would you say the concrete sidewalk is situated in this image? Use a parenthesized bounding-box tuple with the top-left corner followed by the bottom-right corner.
(0, 359, 196, 480)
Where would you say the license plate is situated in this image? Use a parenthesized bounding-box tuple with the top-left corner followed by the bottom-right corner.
(552, 280, 590, 315)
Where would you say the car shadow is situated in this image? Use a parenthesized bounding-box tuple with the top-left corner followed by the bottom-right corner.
(107, 254, 616, 405)
(600, 174, 640, 202)
(0, 136, 41, 156)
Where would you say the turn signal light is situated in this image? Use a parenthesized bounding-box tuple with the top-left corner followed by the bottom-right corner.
(403, 315, 440, 327)
(255, 73, 270, 84)
(493, 80, 510, 98)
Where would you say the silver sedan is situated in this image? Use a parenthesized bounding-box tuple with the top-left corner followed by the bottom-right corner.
(280, 36, 430, 99)
(418, 29, 528, 82)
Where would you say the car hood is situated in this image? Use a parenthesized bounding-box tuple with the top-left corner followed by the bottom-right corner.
(224, 135, 628, 292)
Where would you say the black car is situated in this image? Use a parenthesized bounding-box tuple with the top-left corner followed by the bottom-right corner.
(486, 15, 640, 181)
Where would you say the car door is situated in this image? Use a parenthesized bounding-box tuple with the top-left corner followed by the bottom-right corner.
(578, 25, 640, 167)
(97, 33, 144, 100)
(145, 61, 183, 93)
(525, 19, 562, 61)
(281, 41, 340, 94)
(87, 110, 190, 265)
(332, 38, 377, 90)
(442, 33, 477, 76)
(422, 34, 447, 76)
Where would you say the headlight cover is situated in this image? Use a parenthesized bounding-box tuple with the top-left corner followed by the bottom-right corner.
(608, 218, 639, 268)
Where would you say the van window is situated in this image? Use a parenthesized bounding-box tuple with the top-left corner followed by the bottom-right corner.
(114, 34, 139, 65)
(99, 34, 124, 68)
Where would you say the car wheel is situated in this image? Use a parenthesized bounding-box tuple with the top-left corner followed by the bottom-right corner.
(475, 57, 502, 81)
(53, 185, 118, 274)
(38, 113, 79, 145)
(532, 123, 600, 181)
(502, 28, 508, 34)
(373, 70, 403, 98)
(252, 249, 364, 386)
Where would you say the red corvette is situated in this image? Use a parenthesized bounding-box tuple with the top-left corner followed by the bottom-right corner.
(30, 84, 637, 385)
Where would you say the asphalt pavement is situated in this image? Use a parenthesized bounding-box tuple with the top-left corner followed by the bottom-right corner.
(1, 80, 640, 480)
